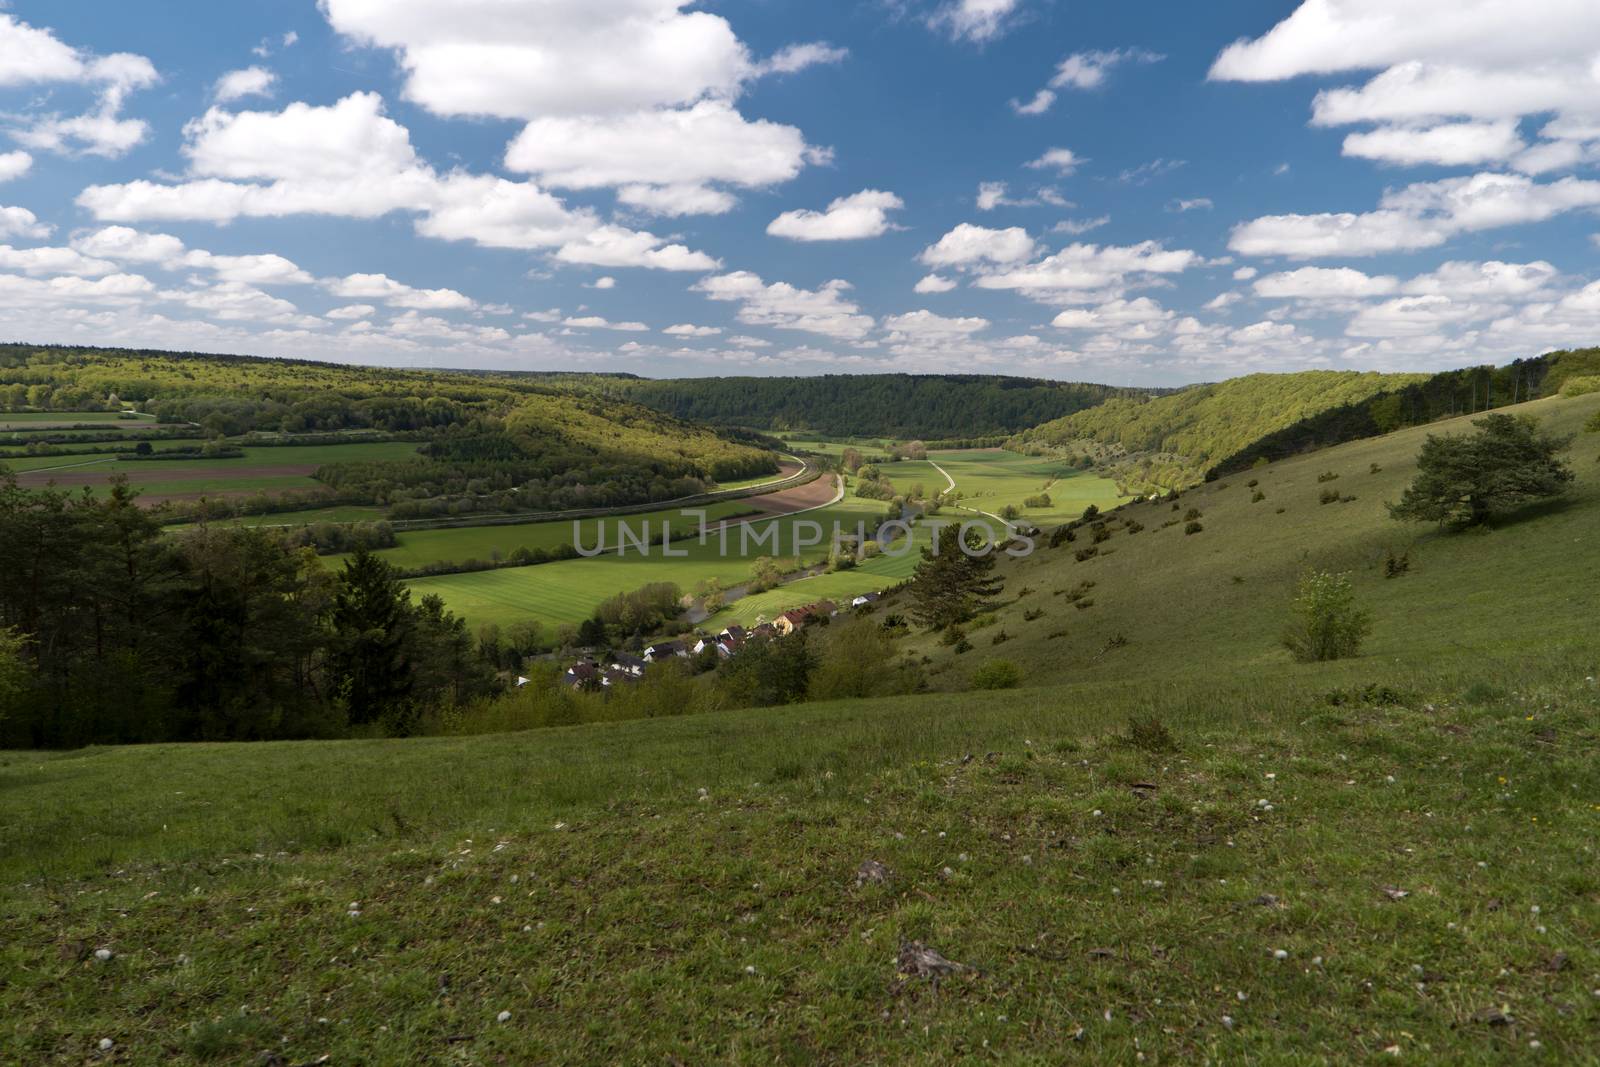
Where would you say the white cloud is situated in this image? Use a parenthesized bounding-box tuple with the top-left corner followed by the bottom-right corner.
(68, 226, 313, 286)
(1210, 0, 1600, 175)
(663, 323, 722, 337)
(1346, 294, 1488, 338)
(1342, 120, 1525, 167)
(1025, 148, 1083, 174)
(914, 274, 957, 294)
(214, 67, 276, 103)
(587, 276, 617, 290)
(1051, 297, 1173, 333)
(1204, 292, 1241, 310)
(976, 181, 1069, 211)
(694, 271, 875, 341)
(1052, 216, 1110, 236)
(615, 183, 738, 217)
(1167, 197, 1213, 212)
(327, 272, 476, 310)
(1232, 267, 1258, 281)
(1050, 48, 1163, 91)
(0, 16, 159, 158)
(1010, 90, 1055, 116)
(322, 0, 753, 119)
(78, 93, 717, 272)
(1401, 259, 1558, 299)
(0, 152, 32, 182)
(0, 245, 116, 278)
(882, 309, 989, 339)
(0, 207, 51, 240)
(767, 189, 904, 242)
(930, 0, 1024, 44)
(325, 304, 376, 320)
(973, 240, 1201, 294)
(758, 42, 849, 76)
(1254, 267, 1400, 299)
(563, 315, 649, 332)
(71, 226, 184, 263)
(919, 223, 1037, 268)
(505, 100, 822, 211)
(1230, 172, 1600, 258)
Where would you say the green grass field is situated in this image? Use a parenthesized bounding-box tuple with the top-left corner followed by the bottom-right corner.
(350, 499, 761, 570)
(0, 411, 155, 430)
(704, 549, 922, 626)
(5, 393, 1600, 1063)
(6, 441, 421, 499)
(780, 435, 896, 458)
(405, 488, 898, 630)
(167, 505, 390, 530)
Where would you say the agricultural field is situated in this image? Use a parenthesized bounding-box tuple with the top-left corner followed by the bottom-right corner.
(0, 410, 157, 431)
(405, 487, 902, 630)
(6, 441, 421, 503)
(928, 448, 1126, 525)
(704, 549, 921, 627)
(169, 505, 390, 530)
(780, 435, 897, 458)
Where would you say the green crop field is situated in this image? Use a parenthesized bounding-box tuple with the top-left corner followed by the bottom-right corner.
(349, 499, 762, 570)
(780, 435, 897, 458)
(929, 448, 1126, 525)
(704, 549, 921, 626)
(405, 490, 899, 630)
(167, 505, 391, 530)
(0, 411, 155, 429)
(5, 441, 422, 499)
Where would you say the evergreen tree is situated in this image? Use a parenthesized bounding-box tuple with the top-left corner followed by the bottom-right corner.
(1390, 413, 1574, 527)
(908, 524, 1004, 630)
(329, 547, 416, 725)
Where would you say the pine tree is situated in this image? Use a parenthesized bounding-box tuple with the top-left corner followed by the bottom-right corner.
(329, 547, 415, 725)
(909, 524, 1005, 630)
(1390, 413, 1574, 527)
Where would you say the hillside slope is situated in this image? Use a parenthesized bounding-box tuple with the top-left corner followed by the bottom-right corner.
(925, 389, 1600, 690)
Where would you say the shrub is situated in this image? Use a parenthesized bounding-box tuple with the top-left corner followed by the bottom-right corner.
(1325, 683, 1413, 707)
(939, 626, 967, 647)
(1080, 504, 1100, 523)
(1046, 628, 1068, 639)
(1184, 520, 1203, 535)
(1586, 410, 1600, 433)
(1251, 490, 1266, 503)
(1383, 549, 1410, 578)
(1091, 524, 1111, 544)
(1247, 479, 1259, 488)
(1022, 607, 1045, 621)
(990, 630, 1010, 646)
(1559, 375, 1600, 398)
(1319, 488, 1341, 505)
(1369, 463, 1383, 474)
(1184, 507, 1202, 521)
(1049, 525, 1076, 547)
(1283, 570, 1372, 662)
(1124, 520, 1144, 534)
(1073, 598, 1095, 610)
(971, 659, 1021, 690)
(1317, 471, 1340, 483)
(1124, 716, 1176, 752)
(953, 637, 973, 654)
(1023, 492, 1052, 508)
(1074, 546, 1098, 562)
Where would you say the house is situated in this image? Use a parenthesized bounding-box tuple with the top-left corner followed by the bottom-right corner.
(562, 661, 602, 689)
(610, 653, 648, 678)
(751, 621, 777, 639)
(642, 640, 687, 662)
(773, 600, 840, 636)
(850, 592, 882, 608)
(691, 635, 717, 655)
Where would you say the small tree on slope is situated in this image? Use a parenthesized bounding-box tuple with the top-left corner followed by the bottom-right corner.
(909, 523, 1004, 630)
(1283, 571, 1371, 663)
(1389, 413, 1573, 528)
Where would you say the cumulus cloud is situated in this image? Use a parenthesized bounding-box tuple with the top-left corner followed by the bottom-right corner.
(213, 67, 276, 103)
(0, 15, 159, 158)
(972, 240, 1202, 297)
(663, 323, 722, 337)
(0, 152, 32, 182)
(0, 207, 50, 240)
(767, 190, 904, 241)
(1253, 267, 1400, 299)
(1230, 172, 1600, 257)
(563, 315, 649, 332)
(1025, 148, 1084, 174)
(914, 274, 958, 294)
(1210, 0, 1600, 174)
(694, 271, 875, 341)
(758, 42, 849, 76)
(326, 272, 476, 310)
(919, 223, 1037, 268)
(78, 93, 718, 272)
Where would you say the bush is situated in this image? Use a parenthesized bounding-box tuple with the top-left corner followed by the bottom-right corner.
(1246, 479, 1259, 488)
(1319, 488, 1341, 505)
(1022, 607, 1044, 621)
(1559, 375, 1600, 398)
(1317, 471, 1340, 483)
(990, 630, 1010, 646)
(1074, 546, 1098, 561)
(1049, 525, 1076, 547)
(1383, 548, 1410, 578)
(1124, 520, 1144, 534)
(1369, 463, 1383, 474)
(1585, 410, 1600, 434)
(1124, 716, 1175, 752)
(1091, 524, 1111, 544)
(1283, 570, 1372, 662)
(1184, 520, 1203, 535)
(970, 659, 1021, 690)
(1023, 492, 1052, 508)
(1251, 490, 1266, 503)
(1184, 507, 1202, 521)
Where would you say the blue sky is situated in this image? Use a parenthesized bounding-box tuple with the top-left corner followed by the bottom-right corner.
(1, 0, 1598, 385)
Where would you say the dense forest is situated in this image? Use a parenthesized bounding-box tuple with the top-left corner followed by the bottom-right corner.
(1012, 351, 1600, 492)
(0, 475, 499, 747)
(585, 373, 1164, 438)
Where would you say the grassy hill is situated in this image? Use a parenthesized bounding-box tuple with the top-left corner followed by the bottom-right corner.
(3, 393, 1598, 1062)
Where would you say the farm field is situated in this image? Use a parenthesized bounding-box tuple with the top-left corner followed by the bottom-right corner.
(0, 411, 157, 430)
(169, 505, 390, 529)
(930, 448, 1126, 525)
(704, 549, 921, 627)
(780, 435, 896, 458)
(405, 487, 900, 630)
(7, 441, 421, 502)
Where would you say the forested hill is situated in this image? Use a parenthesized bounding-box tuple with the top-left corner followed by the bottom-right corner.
(1011, 348, 1600, 493)
(587, 374, 1165, 438)
(0, 344, 778, 483)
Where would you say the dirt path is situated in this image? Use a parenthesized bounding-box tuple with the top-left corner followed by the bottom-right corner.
(702, 472, 843, 530)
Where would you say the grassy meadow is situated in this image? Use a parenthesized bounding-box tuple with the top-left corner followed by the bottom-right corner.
(906, 391, 1600, 693)
(8, 441, 422, 499)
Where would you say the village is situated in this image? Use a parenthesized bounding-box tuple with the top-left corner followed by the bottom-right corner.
(558, 593, 882, 690)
